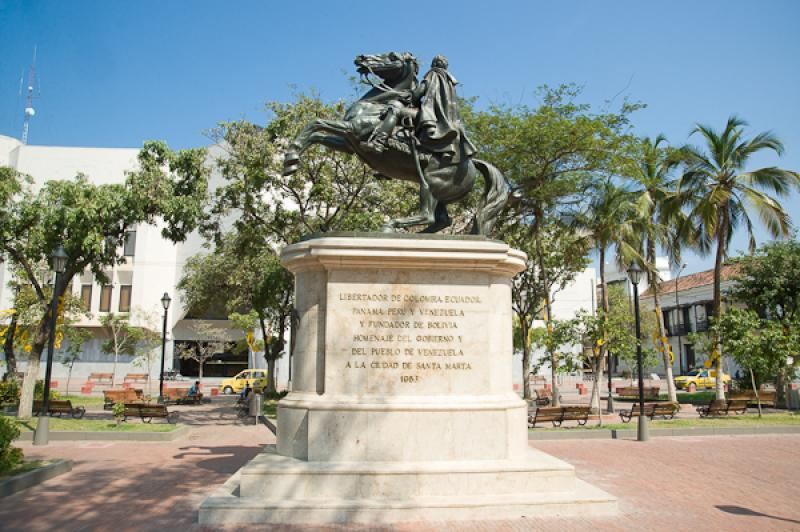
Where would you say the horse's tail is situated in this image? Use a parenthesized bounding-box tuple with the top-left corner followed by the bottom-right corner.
(471, 158, 510, 235)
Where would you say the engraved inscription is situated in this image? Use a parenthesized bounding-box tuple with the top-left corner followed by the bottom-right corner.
(337, 289, 482, 384)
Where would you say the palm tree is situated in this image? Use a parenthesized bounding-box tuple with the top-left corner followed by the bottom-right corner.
(628, 135, 687, 403)
(678, 116, 800, 399)
(573, 178, 638, 413)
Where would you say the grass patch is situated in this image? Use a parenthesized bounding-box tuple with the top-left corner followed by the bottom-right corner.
(0, 460, 48, 480)
(263, 400, 279, 418)
(531, 412, 800, 431)
(8, 416, 179, 433)
(59, 395, 107, 407)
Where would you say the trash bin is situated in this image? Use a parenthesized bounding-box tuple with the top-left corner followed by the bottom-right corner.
(249, 391, 263, 418)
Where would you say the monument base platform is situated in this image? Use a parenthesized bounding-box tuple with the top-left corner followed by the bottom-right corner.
(198, 445, 616, 525)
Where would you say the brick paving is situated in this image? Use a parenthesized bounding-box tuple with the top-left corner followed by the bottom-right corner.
(2, 398, 799, 531)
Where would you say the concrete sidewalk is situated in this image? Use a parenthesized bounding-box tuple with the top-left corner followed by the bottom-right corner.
(2, 398, 799, 531)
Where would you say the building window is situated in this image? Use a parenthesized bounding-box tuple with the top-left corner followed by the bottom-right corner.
(99, 285, 113, 312)
(80, 285, 92, 310)
(118, 285, 132, 312)
(123, 230, 137, 257)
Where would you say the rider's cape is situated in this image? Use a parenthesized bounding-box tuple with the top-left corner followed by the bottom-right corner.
(417, 68, 477, 163)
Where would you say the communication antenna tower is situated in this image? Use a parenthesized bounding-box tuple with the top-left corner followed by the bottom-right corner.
(21, 46, 40, 145)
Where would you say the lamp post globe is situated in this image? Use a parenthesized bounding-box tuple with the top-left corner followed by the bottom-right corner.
(627, 262, 648, 442)
(33, 244, 68, 446)
(158, 292, 171, 403)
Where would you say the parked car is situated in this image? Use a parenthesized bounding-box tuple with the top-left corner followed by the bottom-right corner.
(219, 369, 268, 394)
(674, 369, 731, 392)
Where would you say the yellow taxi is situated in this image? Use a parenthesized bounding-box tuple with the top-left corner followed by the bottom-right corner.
(219, 369, 268, 394)
(674, 369, 731, 392)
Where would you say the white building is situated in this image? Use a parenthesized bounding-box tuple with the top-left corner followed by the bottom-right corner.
(0, 135, 290, 390)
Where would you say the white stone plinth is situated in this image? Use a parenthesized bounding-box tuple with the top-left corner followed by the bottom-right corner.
(200, 234, 616, 524)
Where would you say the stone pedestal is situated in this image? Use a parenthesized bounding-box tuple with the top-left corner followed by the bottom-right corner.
(199, 234, 616, 524)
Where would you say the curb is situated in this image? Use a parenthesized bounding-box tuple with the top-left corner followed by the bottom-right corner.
(262, 416, 277, 435)
(15, 424, 189, 442)
(529, 424, 800, 440)
(0, 459, 73, 498)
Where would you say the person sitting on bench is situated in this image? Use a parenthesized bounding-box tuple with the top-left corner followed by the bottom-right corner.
(188, 380, 201, 397)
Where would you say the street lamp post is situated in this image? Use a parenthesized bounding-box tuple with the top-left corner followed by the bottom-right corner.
(33, 245, 68, 446)
(158, 292, 171, 404)
(627, 262, 648, 442)
(675, 263, 687, 375)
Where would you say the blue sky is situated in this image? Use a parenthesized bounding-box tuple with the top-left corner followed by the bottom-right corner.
(1, 1, 798, 275)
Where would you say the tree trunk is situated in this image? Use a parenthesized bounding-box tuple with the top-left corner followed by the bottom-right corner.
(259, 315, 279, 395)
(18, 319, 49, 419)
(647, 233, 677, 402)
(520, 318, 532, 400)
(713, 213, 727, 400)
(533, 212, 559, 407)
(198, 360, 204, 384)
(750, 368, 762, 418)
(66, 365, 73, 396)
(591, 356, 604, 425)
(2, 311, 19, 379)
(112, 352, 119, 387)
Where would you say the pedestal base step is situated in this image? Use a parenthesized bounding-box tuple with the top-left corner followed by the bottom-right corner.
(199, 447, 617, 525)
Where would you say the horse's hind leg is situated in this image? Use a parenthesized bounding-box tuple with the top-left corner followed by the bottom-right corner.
(420, 203, 452, 233)
(382, 186, 437, 232)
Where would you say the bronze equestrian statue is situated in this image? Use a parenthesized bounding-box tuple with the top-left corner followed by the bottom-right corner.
(282, 52, 510, 235)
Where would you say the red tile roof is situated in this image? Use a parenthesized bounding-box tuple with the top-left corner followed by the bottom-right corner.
(641, 264, 740, 297)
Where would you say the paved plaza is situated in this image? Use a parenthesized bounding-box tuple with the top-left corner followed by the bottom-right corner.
(0, 398, 797, 531)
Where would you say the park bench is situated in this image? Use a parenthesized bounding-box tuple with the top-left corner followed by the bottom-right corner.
(615, 386, 660, 400)
(528, 405, 591, 428)
(697, 398, 749, 417)
(123, 402, 176, 424)
(82, 373, 114, 393)
(696, 399, 730, 417)
(104, 389, 145, 410)
(162, 387, 204, 405)
(33, 399, 86, 419)
(728, 389, 776, 407)
(122, 373, 149, 389)
(533, 388, 553, 406)
(619, 402, 679, 423)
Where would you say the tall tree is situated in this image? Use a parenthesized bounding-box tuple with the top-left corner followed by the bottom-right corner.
(678, 116, 800, 399)
(571, 178, 638, 410)
(469, 85, 640, 405)
(507, 221, 590, 402)
(175, 322, 230, 385)
(727, 240, 800, 404)
(627, 135, 688, 402)
(0, 142, 208, 418)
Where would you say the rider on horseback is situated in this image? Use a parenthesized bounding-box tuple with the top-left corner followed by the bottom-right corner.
(367, 55, 476, 164)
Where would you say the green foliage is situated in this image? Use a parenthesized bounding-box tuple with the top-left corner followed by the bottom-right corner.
(0, 379, 20, 404)
(33, 380, 60, 401)
(111, 402, 125, 421)
(712, 308, 798, 388)
(0, 415, 23, 475)
(728, 239, 800, 322)
(605, 285, 659, 371)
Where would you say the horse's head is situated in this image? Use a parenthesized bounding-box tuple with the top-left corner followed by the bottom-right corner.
(354, 52, 418, 84)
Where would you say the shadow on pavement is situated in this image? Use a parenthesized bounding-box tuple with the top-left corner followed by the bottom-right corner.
(716, 505, 800, 525)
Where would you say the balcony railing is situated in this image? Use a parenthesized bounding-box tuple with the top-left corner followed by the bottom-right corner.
(667, 323, 689, 336)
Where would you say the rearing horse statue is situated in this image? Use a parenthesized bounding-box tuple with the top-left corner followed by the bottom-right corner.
(282, 51, 509, 235)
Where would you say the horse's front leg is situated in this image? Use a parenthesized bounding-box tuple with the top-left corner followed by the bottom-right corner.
(382, 186, 437, 232)
(284, 119, 354, 176)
